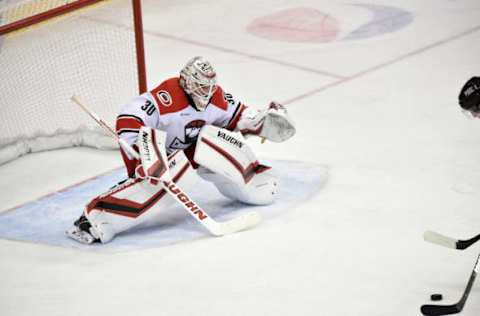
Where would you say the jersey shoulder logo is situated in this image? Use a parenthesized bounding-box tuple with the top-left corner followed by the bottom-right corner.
(156, 90, 172, 106)
(150, 78, 189, 115)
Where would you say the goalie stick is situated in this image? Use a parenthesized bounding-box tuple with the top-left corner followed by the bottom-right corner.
(70, 95, 261, 236)
(420, 252, 480, 316)
(424, 230, 480, 250)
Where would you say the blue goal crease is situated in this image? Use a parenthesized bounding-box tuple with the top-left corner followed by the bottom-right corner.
(0, 160, 328, 252)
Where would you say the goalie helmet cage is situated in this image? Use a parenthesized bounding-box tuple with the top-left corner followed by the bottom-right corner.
(0, 0, 147, 165)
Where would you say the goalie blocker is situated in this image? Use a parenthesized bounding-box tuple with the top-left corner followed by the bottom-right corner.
(67, 125, 278, 244)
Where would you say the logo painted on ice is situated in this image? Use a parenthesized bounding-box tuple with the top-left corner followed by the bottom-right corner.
(246, 4, 414, 43)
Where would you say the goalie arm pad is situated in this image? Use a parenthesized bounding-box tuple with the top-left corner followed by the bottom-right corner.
(235, 102, 296, 142)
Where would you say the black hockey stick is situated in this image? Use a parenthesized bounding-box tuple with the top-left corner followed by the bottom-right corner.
(420, 252, 480, 316)
(424, 230, 480, 250)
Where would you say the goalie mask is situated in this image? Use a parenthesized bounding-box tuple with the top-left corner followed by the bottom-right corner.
(180, 56, 218, 111)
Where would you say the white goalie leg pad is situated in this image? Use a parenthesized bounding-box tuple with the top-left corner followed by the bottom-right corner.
(195, 125, 278, 205)
(236, 102, 296, 142)
(195, 125, 258, 185)
(197, 167, 278, 205)
(84, 150, 197, 243)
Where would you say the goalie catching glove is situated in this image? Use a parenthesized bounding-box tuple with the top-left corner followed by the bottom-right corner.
(236, 101, 296, 142)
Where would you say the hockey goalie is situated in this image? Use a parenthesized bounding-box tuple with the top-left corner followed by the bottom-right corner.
(67, 56, 296, 244)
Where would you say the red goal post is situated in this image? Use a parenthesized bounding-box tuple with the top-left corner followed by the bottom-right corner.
(0, 0, 147, 165)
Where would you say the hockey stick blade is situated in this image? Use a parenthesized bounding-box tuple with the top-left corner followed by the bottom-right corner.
(163, 180, 261, 236)
(421, 303, 462, 316)
(424, 230, 458, 249)
(420, 274, 474, 316)
(208, 211, 262, 236)
(421, 253, 480, 316)
(424, 230, 480, 250)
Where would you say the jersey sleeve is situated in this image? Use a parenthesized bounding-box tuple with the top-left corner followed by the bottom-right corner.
(210, 87, 247, 131)
(116, 94, 160, 145)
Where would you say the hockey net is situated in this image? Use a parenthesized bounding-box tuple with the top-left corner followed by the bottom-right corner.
(0, 0, 146, 165)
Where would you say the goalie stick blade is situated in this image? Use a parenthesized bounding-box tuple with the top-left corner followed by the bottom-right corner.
(420, 304, 461, 316)
(208, 211, 262, 236)
(424, 230, 457, 249)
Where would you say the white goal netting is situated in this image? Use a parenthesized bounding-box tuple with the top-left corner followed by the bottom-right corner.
(0, 0, 144, 165)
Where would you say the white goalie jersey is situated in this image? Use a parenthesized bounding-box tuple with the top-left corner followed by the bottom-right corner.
(115, 77, 295, 177)
(115, 77, 246, 176)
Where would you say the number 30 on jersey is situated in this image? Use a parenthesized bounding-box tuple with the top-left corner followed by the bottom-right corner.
(141, 100, 156, 116)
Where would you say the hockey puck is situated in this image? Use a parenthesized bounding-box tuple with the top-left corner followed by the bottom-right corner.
(430, 294, 443, 301)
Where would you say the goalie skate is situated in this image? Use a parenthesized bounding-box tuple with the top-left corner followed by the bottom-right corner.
(65, 215, 99, 244)
(66, 226, 98, 244)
